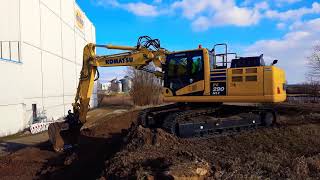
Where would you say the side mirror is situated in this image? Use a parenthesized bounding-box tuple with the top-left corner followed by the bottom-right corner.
(271, 59, 278, 65)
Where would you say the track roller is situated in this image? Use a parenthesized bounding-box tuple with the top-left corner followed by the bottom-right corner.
(261, 111, 277, 127)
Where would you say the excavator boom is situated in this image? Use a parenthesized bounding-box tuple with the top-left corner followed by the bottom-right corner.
(48, 36, 168, 152)
(75, 43, 166, 124)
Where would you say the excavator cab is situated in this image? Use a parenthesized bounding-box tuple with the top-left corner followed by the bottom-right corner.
(164, 50, 204, 93)
(162, 44, 237, 98)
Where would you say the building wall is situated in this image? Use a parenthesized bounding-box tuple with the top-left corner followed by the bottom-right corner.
(0, 0, 96, 137)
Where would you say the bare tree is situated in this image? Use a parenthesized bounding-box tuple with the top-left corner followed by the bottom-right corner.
(305, 45, 320, 102)
(306, 45, 320, 80)
(127, 67, 163, 106)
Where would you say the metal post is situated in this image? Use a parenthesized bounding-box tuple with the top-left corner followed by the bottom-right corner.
(225, 44, 228, 67)
(18, 41, 21, 62)
(9, 41, 11, 60)
(222, 56, 225, 67)
(0, 41, 2, 59)
(32, 104, 37, 121)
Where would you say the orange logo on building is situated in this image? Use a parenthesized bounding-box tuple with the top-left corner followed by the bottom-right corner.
(75, 9, 84, 29)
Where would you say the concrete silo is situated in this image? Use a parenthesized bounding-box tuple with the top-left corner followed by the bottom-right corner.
(120, 76, 132, 93)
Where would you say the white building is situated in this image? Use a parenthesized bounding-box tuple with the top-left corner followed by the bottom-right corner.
(0, 0, 96, 136)
(101, 82, 111, 91)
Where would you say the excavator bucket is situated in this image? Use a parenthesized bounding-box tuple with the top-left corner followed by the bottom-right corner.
(48, 120, 81, 152)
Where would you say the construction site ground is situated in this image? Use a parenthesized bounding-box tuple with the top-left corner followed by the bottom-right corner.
(1, 103, 320, 179)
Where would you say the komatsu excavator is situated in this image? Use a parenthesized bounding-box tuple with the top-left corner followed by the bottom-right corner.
(48, 36, 286, 152)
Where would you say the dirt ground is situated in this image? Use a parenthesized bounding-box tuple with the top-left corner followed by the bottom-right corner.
(0, 105, 135, 180)
(1, 103, 320, 179)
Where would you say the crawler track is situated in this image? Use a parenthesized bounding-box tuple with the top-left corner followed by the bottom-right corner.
(139, 103, 277, 138)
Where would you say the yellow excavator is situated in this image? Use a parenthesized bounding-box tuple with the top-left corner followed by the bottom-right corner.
(48, 36, 286, 152)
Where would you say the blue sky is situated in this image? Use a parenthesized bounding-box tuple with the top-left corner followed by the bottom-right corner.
(76, 0, 320, 84)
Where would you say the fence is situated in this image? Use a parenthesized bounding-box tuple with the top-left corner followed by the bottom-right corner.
(287, 94, 320, 103)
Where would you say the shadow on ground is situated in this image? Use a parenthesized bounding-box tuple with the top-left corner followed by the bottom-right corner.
(0, 141, 29, 154)
(37, 132, 124, 180)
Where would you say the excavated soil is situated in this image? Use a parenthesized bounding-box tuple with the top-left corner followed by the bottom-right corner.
(1, 104, 320, 179)
(103, 105, 320, 179)
(0, 110, 139, 180)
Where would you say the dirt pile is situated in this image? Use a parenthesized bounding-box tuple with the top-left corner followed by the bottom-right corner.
(180, 124, 320, 179)
(124, 125, 178, 150)
(0, 143, 59, 180)
(37, 110, 141, 180)
(104, 125, 211, 179)
(0, 109, 140, 180)
(103, 104, 320, 179)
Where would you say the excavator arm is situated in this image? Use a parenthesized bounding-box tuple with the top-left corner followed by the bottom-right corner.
(48, 36, 168, 152)
(74, 43, 166, 125)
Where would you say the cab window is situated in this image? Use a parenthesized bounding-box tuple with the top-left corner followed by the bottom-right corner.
(165, 50, 204, 91)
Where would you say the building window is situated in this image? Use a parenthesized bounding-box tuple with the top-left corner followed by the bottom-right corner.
(0, 41, 21, 63)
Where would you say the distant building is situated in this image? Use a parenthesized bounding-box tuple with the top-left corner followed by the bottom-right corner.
(101, 76, 132, 94)
(101, 82, 111, 91)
